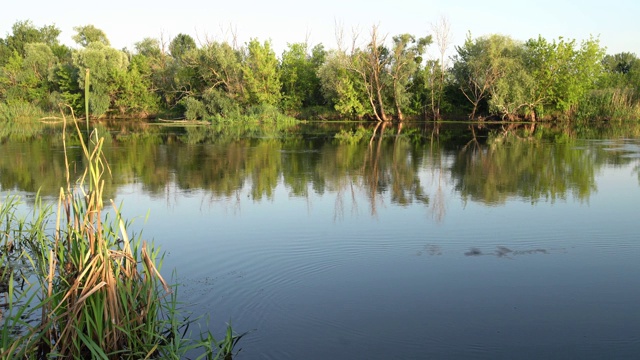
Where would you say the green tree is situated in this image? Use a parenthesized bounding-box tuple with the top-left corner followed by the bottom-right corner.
(50, 62, 83, 113)
(169, 33, 196, 60)
(318, 50, 367, 118)
(73, 42, 129, 117)
(135, 37, 162, 58)
(488, 51, 535, 120)
(113, 54, 160, 116)
(280, 42, 326, 113)
(242, 39, 281, 106)
(134, 37, 182, 112)
(0, 20, 61, 65)
(523, 36, 605, 118)
(451, 33, 514, 119)
(600, 52, 639, 90)
(0, 43, 58, 110)
(388, 34, 431, 121)
(308, 44, 328, 106)
(351, 25, 391, 122)
(192, 41, 245, 116)
(72, 25, 110, 47)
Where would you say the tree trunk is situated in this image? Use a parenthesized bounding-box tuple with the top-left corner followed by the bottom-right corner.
(470, 103, 478, 120)
(395, 98, 404, 122)
(373, 72, 388, 121)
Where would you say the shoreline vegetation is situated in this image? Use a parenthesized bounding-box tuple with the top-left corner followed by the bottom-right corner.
(0, 113, 244, 358)
(0, 20, 639, 127)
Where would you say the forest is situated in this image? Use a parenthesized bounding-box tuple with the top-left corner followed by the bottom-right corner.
(1, 20, 639, 123)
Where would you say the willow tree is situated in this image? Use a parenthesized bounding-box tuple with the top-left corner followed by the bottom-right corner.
(452, 33, 515, 119)
(350, 25, 390, 122)
(73, 42, 129, 117)
(388, 33, 431, 121)
(183, 40, 245, 117)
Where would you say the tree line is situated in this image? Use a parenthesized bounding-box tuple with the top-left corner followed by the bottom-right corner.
(1, 20, 639, 122)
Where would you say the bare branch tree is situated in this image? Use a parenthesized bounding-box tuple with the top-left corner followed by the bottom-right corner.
(430, 15, 452, 120)
(334, 18, 345, 53)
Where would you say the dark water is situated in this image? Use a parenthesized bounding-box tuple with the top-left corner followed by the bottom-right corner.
(2, 122, 640, 359)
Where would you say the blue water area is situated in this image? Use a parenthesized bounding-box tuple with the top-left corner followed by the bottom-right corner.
(113, 138, 640, 359)
(2, 130, 640, 359)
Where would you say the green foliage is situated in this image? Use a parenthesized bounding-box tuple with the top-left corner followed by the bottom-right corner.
(169, 33, 196, 60)
(202, 87, 240, 118)
(181, 96, 208, 120)
(0, 19, 637, 123)
(51, 62, 83, 113)
(318, 50, 367, 119)
(134, 37, 162, 58)
(485, 39, 534, 120)
(178, 41, 244, 118)
(73, 42, 129, 117)
(523, 36, 605, 117)
(242, 39, 281, 106)
(575, 88, 640, 121)
(113, 54, 161, 116)
(452, 33, 516, 119)
(280, 43, 326, 113)
(72, 24, 110, 47)
(389, 34, 431, 120)
(0, 99, 45, 123)
(0, 43, 58, 111)
(0, 20, 61, 66)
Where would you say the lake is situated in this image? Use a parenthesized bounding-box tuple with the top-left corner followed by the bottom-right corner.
(1, 121, 639, 359)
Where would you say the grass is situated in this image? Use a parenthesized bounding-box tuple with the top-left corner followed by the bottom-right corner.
(576, 88, 640, 121)
(0, 109, 244, 359)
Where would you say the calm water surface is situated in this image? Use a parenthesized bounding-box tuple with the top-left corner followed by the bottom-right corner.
(1, 123, 639, 359)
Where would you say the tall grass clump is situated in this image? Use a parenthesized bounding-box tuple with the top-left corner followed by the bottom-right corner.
(0, 100, 49, 142)
(0, 110, 244, 359)
(576, 88, 640, 121)
(0, 100, 45, 124)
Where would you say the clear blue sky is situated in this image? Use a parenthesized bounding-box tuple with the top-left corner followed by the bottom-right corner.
(2, 0, 638, 57)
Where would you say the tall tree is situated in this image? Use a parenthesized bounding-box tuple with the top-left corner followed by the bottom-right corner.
(0, 42, 58, 110)
(0, 20, 61, 65)
(280, 42, 326, 112)
(452, 33, 513, 119)
(183, 40, 245, 117)
(318, 49, 367, 118)
(73, 42, 129, 117)
(429, 16, 452, 119)
(389, 33, 431, 121)
(351, 25, 390, 122)
(523, 35, 604, 119)
(242, 39, 281, 106)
